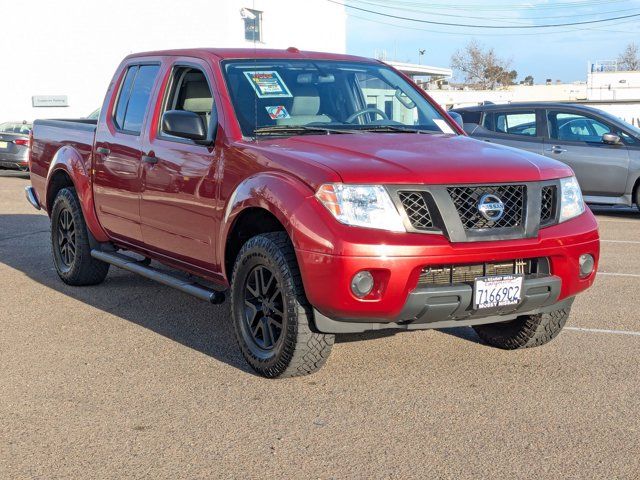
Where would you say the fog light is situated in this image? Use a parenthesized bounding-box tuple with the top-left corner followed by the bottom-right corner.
(579, 254, 595, 278)
(351, 271, 374, 298)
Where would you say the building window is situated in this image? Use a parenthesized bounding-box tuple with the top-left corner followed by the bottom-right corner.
(243, 8, 262, 42)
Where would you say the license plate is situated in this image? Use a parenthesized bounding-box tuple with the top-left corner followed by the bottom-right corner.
(0, 141, 7, 149)
(474, 275, 523, 309)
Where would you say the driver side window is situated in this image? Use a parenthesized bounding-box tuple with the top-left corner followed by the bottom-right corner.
(160, 66, 215, 140)
(547, 111, 611, 143)
(355, 72, 417, 125)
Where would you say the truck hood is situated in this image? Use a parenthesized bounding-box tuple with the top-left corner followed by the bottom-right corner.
(256, 133, 573, 185)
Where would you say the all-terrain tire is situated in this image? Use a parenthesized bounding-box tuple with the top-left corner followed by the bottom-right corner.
(230, 232, 334, 378)
(472, 308, 570, 350)
(50, 187, 109, 286)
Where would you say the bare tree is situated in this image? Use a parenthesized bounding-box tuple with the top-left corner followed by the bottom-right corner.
(618, 42, 640, 71)
(451, 40, 515, 89)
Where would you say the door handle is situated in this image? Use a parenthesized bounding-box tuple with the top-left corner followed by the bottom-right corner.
(142, 154, 158, 165)
(96, 147, 110, 155)
(545, 146, 567, 154)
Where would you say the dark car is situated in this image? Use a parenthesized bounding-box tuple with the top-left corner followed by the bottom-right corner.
(452, 102, 640, 210)
(0, 121, 32, 171)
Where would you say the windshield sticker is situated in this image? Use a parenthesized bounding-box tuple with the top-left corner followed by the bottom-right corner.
(433, 118, 455, 134)
(265, 105, 291, 120)
(244, 70, 292, 98)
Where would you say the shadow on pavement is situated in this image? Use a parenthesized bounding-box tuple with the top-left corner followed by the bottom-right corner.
(0, 213, 486, 372)
(0, 213, 253, 375)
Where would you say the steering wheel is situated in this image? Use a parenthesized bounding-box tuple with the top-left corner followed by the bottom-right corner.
(346, 108, 389, 124)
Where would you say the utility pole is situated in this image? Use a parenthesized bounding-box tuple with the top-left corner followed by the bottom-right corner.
(418, 49, 426, 65)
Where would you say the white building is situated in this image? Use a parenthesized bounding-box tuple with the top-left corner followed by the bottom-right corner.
(587, 60, 640, 101)
(2, 0, 346, 122)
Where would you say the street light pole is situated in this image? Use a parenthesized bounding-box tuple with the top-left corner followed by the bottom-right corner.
(418, 49, 426, 65)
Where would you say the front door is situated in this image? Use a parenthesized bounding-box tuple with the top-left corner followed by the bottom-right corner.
(543, 109, 629, 196)
(93, 63, 161, 244)
(139, 61, 221, 273)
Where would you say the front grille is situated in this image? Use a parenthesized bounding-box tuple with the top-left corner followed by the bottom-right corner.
(448, 185, 525, 230)
(418, 259, 534, 287)
(541, 185, 557, 225)
(398, 191, 434, 230)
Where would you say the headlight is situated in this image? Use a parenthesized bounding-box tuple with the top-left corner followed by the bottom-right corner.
(559, 176, 585, 223)
(316, 183, 405, 232)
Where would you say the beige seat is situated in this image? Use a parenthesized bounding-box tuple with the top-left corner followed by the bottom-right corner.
(182, 81, 213, 128)
(276, 86, 330, 126)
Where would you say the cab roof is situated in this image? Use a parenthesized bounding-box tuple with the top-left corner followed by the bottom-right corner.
(125, 47, 375, 64)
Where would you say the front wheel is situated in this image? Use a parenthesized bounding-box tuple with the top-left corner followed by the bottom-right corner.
(230, 232, 334, 378)
(473, 307, 570, 349)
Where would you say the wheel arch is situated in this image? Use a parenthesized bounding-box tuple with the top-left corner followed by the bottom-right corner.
(45, 146, 109, 242)
(632, 174, 640, 206)
(221, 172, 314, 281)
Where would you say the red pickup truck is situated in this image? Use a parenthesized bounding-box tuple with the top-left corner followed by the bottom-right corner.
(26, 48, 599, 378)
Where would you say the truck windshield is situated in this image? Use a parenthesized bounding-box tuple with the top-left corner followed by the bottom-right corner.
(222, 59, 456, 137)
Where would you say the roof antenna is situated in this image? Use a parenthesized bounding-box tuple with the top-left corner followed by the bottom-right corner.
(251, 1, 258, 142)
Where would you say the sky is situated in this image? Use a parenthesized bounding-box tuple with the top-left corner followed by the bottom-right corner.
(341, 0, 640, 83)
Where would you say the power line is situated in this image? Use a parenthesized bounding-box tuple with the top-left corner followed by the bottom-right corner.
(354, 0, 633, 12)
(327, 0, 640, 29)
(345, 11, 640, 36)
(349, 0, 640, 22)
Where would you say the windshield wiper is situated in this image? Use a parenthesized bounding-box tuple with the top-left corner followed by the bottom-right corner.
(253, 125, 359, 136)
(351, 125, 436, 134)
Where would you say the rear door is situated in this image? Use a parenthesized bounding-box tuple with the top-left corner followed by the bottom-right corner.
(139, 58, 222, 273)
(474, 109, 545, 155)
(543, 109, 629, 196)
(93, 62, 161, 244)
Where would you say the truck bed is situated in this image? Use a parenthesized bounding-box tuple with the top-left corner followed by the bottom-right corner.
(29, 119, 98, 208)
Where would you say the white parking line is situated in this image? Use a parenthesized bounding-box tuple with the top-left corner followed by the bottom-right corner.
(565, 326, 640, 337)
(601, 240, 640, 245)
(596, 219, 640, 224)
(597, 271, 640, 278)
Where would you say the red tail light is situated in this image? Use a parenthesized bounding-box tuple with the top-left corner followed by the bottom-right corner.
(14, 138, 29, 146)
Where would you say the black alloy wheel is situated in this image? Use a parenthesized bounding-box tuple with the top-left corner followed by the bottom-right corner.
(242, 265, 285, 357)
(55, 208, 76, 272)
(230, 232, 335, 378)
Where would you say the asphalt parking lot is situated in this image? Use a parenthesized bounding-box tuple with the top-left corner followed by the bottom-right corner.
(1, 170, 639, 479)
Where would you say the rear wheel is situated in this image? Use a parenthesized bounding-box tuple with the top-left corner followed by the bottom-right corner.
(230, 232, 334, 378)
(51, 187, 109, 286)
(473, 307, 570, 349)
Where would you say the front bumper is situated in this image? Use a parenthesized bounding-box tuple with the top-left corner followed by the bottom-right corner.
(295, 210, 599, 333)
(313, 274, 566, 333)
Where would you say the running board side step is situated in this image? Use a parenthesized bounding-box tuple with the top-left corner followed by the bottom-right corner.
(90, 250, 225, 304)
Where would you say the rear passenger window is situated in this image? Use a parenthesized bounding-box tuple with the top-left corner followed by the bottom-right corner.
(114, 67, 137, 130)
(113, 64, 160, 134)
(486, 111, 537, 136)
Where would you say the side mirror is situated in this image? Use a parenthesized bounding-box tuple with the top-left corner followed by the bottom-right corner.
(448, 111, 464, 129)
(162, 110, 207, 143)
(602, 132, 621, 145)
